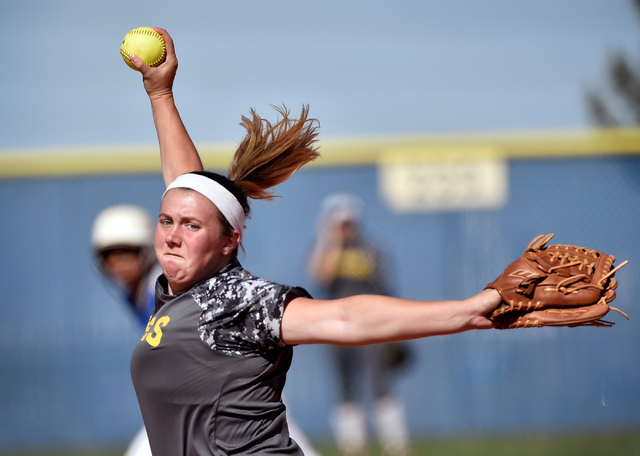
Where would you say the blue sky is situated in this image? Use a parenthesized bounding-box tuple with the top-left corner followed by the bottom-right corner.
(0, 0, 637, 150)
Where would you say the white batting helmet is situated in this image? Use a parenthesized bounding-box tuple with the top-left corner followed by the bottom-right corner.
(91, 204, 155, 253)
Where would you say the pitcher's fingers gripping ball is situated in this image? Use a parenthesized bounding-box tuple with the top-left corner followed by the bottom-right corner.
(485, 233, 629, 329)
(120, 27, 166, 70)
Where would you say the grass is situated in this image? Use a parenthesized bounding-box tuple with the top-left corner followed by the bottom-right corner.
(1, 432, 640, 456)
(315, 433, 640, 456)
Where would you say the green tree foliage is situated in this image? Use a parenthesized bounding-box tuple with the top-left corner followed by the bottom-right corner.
(587, 0, 640, 126)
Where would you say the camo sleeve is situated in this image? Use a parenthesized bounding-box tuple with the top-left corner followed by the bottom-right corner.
(190, 262, 311, 357)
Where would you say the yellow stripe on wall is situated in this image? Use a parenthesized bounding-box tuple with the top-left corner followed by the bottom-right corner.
(1, 127, 640, 179)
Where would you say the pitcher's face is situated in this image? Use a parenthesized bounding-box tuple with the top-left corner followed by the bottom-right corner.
(155, 189, 237, 294)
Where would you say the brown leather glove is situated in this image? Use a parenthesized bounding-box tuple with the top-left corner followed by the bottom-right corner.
(485, 234, 629, 329)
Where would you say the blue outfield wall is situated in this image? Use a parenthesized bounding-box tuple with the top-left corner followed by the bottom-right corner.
(0, 155, 639, 448)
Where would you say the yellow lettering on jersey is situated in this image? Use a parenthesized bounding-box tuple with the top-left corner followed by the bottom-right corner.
(142, 316, 156, 340)
(141, 316, 171, 347)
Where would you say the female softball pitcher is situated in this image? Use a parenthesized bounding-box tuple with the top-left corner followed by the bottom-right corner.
(127, 28, 501, 456)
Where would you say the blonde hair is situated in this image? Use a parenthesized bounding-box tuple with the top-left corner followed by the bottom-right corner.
(228, 104, 320, 202)
(190, 105, 320, 254)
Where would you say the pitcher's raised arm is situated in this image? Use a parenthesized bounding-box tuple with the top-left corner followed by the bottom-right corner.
(130, 28, 203, 186)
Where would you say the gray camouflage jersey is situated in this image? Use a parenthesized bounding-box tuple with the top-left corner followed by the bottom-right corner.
(130, 261, 310, 456)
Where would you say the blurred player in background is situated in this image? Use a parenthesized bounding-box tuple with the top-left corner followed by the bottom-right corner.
(92, 204, 320, 456)
(307, 193, 411, 456)
(92, 204, 159, 456)
(92, 205, 159, 327)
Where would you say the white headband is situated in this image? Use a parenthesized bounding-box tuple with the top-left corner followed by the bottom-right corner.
(163, 174, 245, 240)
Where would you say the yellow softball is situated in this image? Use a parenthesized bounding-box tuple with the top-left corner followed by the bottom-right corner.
(120, 27, 166, 71)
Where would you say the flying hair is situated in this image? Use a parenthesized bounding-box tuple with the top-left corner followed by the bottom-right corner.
(228, 105, 320, 201)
